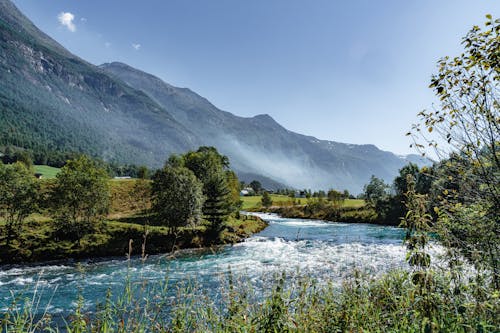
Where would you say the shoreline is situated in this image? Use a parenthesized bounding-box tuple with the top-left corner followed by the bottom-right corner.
(0, 215, 268, 266)
(249, 205, 400, 226)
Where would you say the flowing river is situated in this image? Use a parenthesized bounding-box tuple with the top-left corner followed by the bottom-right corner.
(0, 213, 440, 317)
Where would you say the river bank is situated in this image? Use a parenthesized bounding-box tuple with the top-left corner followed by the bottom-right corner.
(0, 178, 268, 265)
(239, 195, 401, 225)
(0, 215, 267, 265)
(248, 203, 399, 226)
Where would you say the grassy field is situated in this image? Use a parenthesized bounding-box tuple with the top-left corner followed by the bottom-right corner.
(241, 194, 365, 210)
(34, 165, 60, 178)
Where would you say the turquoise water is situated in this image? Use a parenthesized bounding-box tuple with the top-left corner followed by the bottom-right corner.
(0, 213, 418, 316)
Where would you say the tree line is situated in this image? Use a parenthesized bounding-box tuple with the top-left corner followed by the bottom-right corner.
(0, 146, 242, 249)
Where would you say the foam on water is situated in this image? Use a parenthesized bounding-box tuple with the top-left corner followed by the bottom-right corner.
(0, 213, 443, 316)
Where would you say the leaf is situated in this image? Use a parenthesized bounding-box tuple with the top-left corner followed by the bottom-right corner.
(428, 127, 433, 133)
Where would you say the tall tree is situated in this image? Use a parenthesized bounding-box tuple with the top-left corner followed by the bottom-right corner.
(203, 171, 231, 239)
(182, 147, 235, 236)
(410, 16, 500, 288)
(0, 162, 39, 243)
(50, 156, 110, 242)
(151, 166, 204, 235)
(226, 170, 243, 212)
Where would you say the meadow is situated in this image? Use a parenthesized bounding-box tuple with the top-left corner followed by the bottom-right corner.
(241, 194, 365, 210)
(33, 165, 60, 178)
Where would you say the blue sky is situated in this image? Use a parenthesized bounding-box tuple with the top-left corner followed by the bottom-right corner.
(11, 0, 500, 155)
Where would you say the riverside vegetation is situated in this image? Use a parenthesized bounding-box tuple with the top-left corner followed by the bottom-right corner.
(0, 16, 499, 332)
(0, 147, 267, 264)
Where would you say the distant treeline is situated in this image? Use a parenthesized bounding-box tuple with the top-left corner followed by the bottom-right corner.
(0, 145, 152, 178)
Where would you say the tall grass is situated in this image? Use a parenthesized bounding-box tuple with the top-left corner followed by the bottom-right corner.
(1, 265, 498, 332)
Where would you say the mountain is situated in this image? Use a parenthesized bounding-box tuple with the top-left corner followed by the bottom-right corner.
(0, 0, 200, 167)
(100, 62, 428, 192)
(0, 0, 428, 192)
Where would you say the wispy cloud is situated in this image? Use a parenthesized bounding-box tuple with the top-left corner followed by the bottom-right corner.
(105, 42, 111, 48)
(58, 12, 76, 32)
(80, 17, 87, 23)
(132, 43, 141, 50)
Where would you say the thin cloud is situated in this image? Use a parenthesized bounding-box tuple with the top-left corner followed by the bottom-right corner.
(58, 12, 76, 32)
(80, 17, 87, 23)
(105, 42, 111, 48)
(132, 43, 141, 50)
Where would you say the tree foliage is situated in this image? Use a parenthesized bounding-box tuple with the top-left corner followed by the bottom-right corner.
(181, 147, 236, 237)
(151, 166, 204, 234)
(0, 162, 39, 242)
(261, 191, 273, 208)
(249, 180, 262, 194)
(327, 189, 344, 207)
(202, 171, 232, 237)
(411, 16, 499, 288)
(50, 156, 110, 242)
(363, 175, 390, 208)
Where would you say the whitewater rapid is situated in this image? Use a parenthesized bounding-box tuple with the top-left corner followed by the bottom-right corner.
(0, 213, 444, 315)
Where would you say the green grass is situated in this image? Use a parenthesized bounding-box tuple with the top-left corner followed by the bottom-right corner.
(339, 198, 365, 208)
(1, 265, 498, 331)
(34, 165, 60, 179)
(241, 194, 365, 210)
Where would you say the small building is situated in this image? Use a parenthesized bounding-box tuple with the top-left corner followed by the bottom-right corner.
(240, 187, 255, 196)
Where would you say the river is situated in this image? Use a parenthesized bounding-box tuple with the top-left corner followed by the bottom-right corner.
(0, 213, 435, 317)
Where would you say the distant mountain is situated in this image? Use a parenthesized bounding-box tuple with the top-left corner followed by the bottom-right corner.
(100, 62, 430, 192)
(0, 0, 429, 192)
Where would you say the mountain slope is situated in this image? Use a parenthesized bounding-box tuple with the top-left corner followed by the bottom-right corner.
(0, 0, 426, 192)
(101, 62, 422, 192)
(0, 0, 199, 166)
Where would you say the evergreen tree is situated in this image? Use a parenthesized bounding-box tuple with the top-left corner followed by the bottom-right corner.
(182, 147, 235, 236)
(203, 172, 231, 238)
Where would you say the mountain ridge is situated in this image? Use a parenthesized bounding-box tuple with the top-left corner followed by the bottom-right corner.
(0, 0, 428, 192)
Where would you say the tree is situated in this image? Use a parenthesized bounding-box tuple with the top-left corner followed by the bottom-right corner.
(0, 162, 39, 243)
(363, 176, 390, 208)
(400, 175, 435, 323)
(151, 166, 204, 235)
(50, 156, 110, 242)
(203, 171, 231, 239)
(226, 170, 242, 212)
(137, 166, 149, 179)
(327, 189, 344, 207)
(182, 147, 236, 235)
(183, 146, 229, 184)
(261, 191, 273, 208)
(249, 180, 262, 194)
(410, 16, 500, 288)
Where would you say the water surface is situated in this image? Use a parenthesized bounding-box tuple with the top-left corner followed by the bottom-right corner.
(0, 213, 428, 315)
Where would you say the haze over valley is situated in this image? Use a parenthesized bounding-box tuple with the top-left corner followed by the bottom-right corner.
(0, 0, 432, 192)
